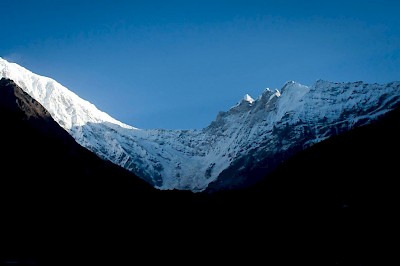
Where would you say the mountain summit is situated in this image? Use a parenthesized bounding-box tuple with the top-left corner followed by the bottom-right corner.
(1, 57, 400, 192)
(243, 93, 254, 104)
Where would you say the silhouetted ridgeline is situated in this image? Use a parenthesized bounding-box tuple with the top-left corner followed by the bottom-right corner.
(1, 78, 398, 265)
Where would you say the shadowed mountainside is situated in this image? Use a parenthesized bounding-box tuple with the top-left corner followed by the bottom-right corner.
(1, 77, 398, 265)
(0, 78, 186, 264)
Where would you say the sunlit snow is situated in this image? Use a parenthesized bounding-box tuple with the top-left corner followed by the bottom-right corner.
(244, 94, 255, 104)
(1, 57, 399, 192)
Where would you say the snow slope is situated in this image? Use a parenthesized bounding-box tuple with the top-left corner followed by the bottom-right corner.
(1, 57, 400, 192)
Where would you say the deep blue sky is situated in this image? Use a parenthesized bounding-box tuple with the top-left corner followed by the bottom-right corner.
(1, 0, 399, 129)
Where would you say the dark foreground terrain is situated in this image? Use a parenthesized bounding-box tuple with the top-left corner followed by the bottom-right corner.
(1, 78, 398, 265)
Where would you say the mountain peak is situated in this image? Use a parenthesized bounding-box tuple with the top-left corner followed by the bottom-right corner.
(243, 94, 254, 104)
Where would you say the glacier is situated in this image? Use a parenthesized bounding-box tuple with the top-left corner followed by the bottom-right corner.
(1, 57, 400, 192)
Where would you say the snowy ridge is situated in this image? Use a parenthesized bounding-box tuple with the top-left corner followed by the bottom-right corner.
(1, 57, 400, 192)
(0, 57, 134, 131)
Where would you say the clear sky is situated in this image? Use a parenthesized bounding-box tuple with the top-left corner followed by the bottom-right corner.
(1, 0, 399, 129)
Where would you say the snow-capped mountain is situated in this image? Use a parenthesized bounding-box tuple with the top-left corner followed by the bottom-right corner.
(1, 57, 400, 192)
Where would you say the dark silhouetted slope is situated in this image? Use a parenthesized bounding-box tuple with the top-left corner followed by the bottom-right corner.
(0, 78, 253, 266)
(206, 103, 400, 265)
(1, 77, 398, 265)
(0, 78, 169, 264)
